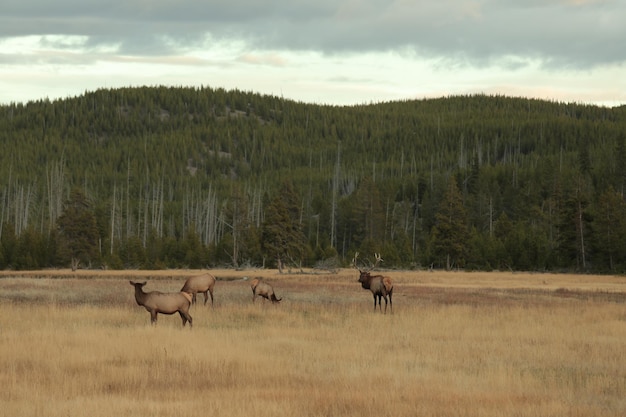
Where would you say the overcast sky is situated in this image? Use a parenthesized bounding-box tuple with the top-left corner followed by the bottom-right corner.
(1, 0, 624, 107)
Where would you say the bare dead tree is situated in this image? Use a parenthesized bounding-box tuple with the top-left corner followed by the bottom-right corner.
(110, 183, 116, 255)
(46, 158, 65, 234)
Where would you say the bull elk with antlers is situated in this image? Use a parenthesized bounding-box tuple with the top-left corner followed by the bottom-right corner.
(353, 252, 393, 313)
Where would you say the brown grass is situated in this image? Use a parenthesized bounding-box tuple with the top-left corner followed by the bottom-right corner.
(1, 269, 625, 416)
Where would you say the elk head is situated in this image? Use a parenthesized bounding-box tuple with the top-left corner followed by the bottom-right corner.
(353, 252, 383, 284)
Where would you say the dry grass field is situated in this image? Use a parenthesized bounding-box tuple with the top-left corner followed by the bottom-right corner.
(1, 268, 625, 417)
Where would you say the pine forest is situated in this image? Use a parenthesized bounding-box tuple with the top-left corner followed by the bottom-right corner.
(1, 86, 626, 273)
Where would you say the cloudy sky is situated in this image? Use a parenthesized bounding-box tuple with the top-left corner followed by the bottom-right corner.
(1, 0, 624, 107)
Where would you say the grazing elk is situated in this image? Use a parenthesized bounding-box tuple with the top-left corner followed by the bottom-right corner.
(129, 281, 193, 327)
(250, 278, 282, 303)
(353, 252, 393, 313)
(181, 273, 216, 306)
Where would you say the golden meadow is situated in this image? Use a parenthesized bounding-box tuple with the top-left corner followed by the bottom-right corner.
(1, 269, 625, 417)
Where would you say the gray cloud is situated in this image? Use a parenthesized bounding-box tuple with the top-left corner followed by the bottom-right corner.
(1, 0, 625, 69)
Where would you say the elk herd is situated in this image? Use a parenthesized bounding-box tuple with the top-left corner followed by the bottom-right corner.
(130, 253, 393, 327)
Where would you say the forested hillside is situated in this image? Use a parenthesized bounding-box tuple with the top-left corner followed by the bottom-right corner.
(1, 86, 626, 272)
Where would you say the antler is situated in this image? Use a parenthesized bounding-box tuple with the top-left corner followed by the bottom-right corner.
(353, 252, 383, 272)
(373, 253, 383, 269)
(352, 252, 361, 271)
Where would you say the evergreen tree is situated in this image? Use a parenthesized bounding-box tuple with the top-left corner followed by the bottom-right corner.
(0, 222, 17, 269)
(429, 177, 469, 269)
(261, 181, 308, 272)
(121, 235, 146, 268)
(615, 132, 626, 196)
(593, 186, 626, 271)
(15, 227, 47, 269)
(557, 181, 592, 270)
(465, 227, 502, 271)
(183, 226, 206, 268)
(353, 176, 385, 245)
(221, 184, 253, 268)
(494, 211, 514, 269)
(56, 188, 100, 270)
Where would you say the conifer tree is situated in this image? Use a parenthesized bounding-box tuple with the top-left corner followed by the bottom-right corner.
(353, 176, 385, 245)
(0, 222, 17, 269)
(615, 132, 626, 196)
(57, 188, 100, 270)
(557, 181, 591, 270)
(429, 177, 469, 269)
(262, 181, 308, 272)
(593, 186, 626, 271)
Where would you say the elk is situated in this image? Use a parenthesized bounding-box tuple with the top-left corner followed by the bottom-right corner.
(250, 278, 282, 303)
(353, 252, 393, 313)
(181, 273, 216, 306)
(129, 281, 193, 327)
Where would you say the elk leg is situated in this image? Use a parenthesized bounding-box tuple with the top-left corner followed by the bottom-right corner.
(192, 293, 197, 304)
(209, 290, 214, 307)
(150, 310, 158, 325)
(179, 311, 193, 328)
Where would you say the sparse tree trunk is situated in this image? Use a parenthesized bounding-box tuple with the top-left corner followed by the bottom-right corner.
(71, 257, 80, 271)
(0, 188, 5, 240)
(126, 157, 131, 238)
(489, 197, 494, 238)
(331, 142, 340, 249)
(46, 158, 65, 234)
(232, 198, 239, 268)
(578, 200, 586, 269)
(110, 184, 116, 255)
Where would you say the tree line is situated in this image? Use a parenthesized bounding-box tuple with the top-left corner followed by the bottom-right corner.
(1, 87, 626, 272)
